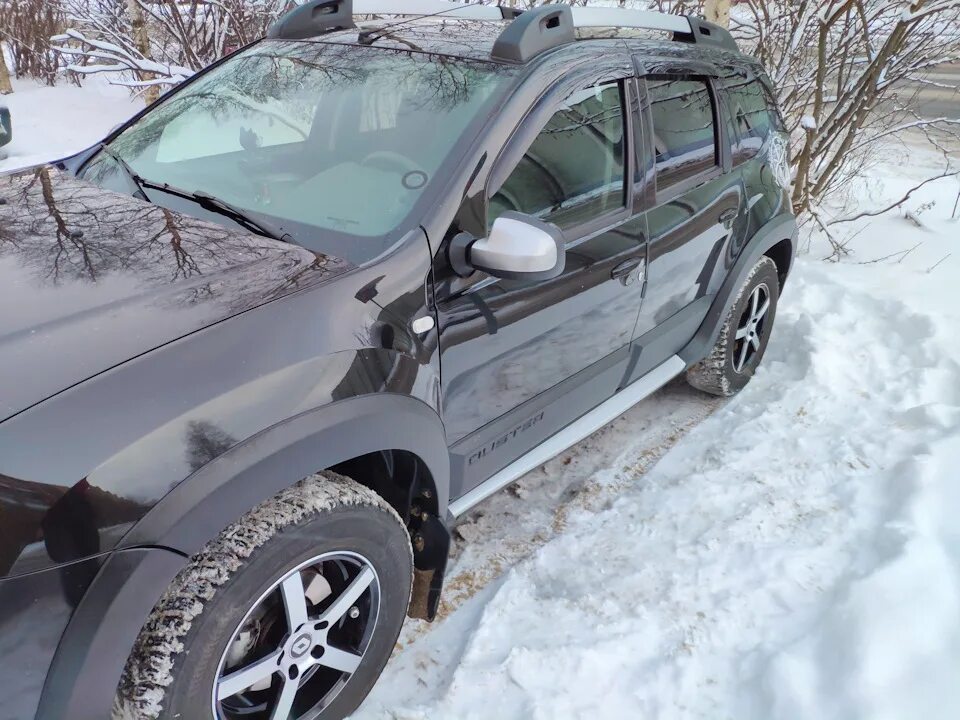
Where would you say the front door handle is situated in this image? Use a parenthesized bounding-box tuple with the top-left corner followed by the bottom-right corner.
(719, 208, 738, 225)
(611, 257, 646, 287)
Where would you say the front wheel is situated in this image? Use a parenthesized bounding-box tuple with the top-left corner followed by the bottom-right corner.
(114, 472, 413, 720)
(686, 255, 780, 397)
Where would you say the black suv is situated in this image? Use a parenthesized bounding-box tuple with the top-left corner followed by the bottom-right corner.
(0, 3, 796, 719)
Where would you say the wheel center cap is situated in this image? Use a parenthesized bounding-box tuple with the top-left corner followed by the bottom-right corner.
(290, 632, 313, 659)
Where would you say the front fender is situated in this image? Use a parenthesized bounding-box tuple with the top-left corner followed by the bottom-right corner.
(39, 393, 448, 720)
(121, 393, 450, 555)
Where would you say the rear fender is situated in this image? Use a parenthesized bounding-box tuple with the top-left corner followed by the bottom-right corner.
(679, 212, 797, 366)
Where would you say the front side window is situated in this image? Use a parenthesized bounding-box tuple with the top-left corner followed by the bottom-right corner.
(647, 77, 718, 192)
(80, 41, 515, 262)
(489, 82, 625, 231)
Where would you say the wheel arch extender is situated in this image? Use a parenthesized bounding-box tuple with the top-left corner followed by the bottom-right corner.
(679, 212, 797, 368)
(37, 393, 450, 720)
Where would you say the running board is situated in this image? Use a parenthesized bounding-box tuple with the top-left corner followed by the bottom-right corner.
(448, 355, 686, 517)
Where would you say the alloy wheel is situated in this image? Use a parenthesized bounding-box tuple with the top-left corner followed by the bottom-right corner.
(733, 283, 771, 373)
(212, 552, 380, 720)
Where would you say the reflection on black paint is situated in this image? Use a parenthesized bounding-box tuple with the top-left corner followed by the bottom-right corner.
(0, 167, 355, 576)
(186, 421, 238, 473)
(0, 167, 349, 306)
(0, 472, 146, 578)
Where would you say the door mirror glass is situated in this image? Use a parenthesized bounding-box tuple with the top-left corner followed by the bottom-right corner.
(450, 211, 565, 281)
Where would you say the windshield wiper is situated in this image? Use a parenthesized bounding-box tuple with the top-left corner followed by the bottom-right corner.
(99, 143, 150, 201)
(96, 144, 291, 243)
(138, 179, 291, 244)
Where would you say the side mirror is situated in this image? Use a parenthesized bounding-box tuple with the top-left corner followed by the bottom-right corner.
(0, 107, 11, 149)
(449, 211, 565, 281)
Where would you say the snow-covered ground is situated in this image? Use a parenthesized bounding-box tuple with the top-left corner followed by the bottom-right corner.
(0, 77, 142, 173)
(2, 82, 958, 719)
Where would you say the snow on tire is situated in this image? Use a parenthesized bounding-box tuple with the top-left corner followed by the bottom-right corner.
(113, 471, 413, 720)
(687, 255, 780, 397)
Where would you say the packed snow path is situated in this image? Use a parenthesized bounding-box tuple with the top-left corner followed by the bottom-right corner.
(354, 258, 960, 720)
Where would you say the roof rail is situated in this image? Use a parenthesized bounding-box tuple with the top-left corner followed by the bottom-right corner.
(570, 6, 690, 35)
(268, 0, 519, 39)
(266, 1, 739, 57)
(570, 7, 738, 53)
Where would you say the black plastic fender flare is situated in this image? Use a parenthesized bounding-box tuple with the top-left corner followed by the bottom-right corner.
(679, 212, 798, 367)
(39, 393, 449, 720)
(120, 393, 450, 554)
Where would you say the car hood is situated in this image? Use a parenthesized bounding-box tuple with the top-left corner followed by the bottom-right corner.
(0, 166, 353, 423)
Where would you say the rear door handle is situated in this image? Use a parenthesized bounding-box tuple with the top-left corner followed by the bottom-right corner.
(611, 257, 645, 287)
(719, 208, 738, 225)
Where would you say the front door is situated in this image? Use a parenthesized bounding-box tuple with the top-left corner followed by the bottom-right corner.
(434, 76, 649, 498)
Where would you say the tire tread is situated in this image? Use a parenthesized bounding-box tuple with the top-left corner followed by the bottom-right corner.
(113, 471, 409, 720)
(686, 255, 779, 397)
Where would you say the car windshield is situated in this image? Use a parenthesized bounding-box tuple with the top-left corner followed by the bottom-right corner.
(80, 41, 515, 262)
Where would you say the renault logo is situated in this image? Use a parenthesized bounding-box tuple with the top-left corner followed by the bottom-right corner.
(290, 633, 312, 658)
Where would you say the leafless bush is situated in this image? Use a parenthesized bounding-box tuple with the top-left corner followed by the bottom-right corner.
(0, 0, 68, 85)
(734, 1, 960, 247)
(49, 0, 289, 94)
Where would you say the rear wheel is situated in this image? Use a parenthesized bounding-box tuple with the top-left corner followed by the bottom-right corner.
(114, 472, 412, 720)
(686, 256, 780, 397)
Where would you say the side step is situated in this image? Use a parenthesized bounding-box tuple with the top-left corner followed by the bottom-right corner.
(448, 355, 686, 517)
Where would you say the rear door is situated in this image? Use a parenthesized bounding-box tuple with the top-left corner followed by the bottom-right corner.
(624, 68, 743, 381)
(721, 69, 792, 241)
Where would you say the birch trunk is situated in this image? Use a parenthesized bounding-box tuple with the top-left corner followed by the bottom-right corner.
(704, 0, 731, 27)
(0, 45, 13, 95)
(126, 0, 158, 103)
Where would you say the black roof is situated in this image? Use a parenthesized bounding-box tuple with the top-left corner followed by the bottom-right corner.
(286, 16, 754, 69)
(311, 18, 510, 62)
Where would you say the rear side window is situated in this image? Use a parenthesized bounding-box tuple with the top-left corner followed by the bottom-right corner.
(489, 82, 625, 231)
(646, 77, 718, 192)
(724, 76, 782, 164)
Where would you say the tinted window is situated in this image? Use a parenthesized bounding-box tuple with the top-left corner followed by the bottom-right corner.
(725, 76, 779, 164)
(647, 77, 718, 191)
(489, 82, 625, 230)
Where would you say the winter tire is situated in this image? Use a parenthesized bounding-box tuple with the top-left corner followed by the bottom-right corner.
(113, 472, 413, 720)
(686, 255, 779, 397)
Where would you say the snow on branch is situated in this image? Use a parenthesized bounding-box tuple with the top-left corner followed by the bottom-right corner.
(49, 0, 289, 95)
(829, 169, 960, 224)
(51, 28, 193, 86)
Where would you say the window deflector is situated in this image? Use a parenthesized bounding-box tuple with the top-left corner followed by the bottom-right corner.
(485, 78, 634, 249)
